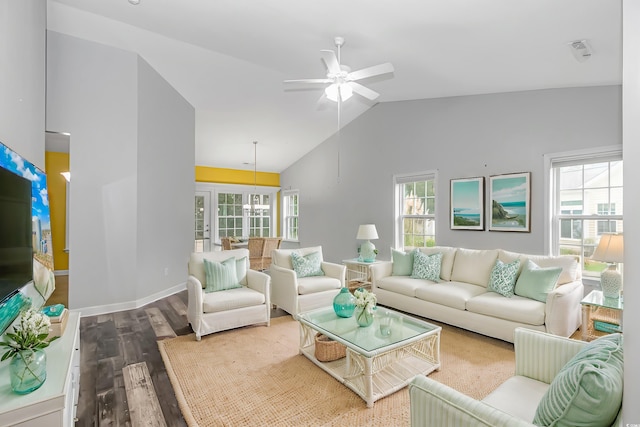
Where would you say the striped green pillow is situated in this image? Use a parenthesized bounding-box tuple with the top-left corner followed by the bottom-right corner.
(533, 333, 623, 427)
(204, 257, 242, 293)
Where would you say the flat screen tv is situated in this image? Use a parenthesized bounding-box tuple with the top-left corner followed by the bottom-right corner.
(0, 141, 55, 307)
(0, 166, 33, 304)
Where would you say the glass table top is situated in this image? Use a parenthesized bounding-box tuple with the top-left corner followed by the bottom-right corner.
(295, 306, 439, 353)
(581, 290, 623, 310)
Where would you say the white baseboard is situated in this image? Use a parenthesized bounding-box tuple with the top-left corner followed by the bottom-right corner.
(75, 282, 187, 317)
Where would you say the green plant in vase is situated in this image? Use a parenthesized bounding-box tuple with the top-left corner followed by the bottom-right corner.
(0, 309, 58, 394)
(354, 288, 377, 327)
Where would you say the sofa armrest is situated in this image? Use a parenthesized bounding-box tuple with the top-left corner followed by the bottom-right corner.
(409, 375, 533, 427)
(370, 261, 393, 284)
(186, 275, 204, 329)
(246, 269, 271, 304)
(321, 261, 346, 286)
(513, 327, 586, 384)
(270, 264, 300, 313)
(544, 280, 584, 337)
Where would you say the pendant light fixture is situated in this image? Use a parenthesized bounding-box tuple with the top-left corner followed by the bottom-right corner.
(243, 141, 269, 215)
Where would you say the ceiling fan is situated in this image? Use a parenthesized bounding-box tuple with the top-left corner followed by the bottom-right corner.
(284, 36, 394, 103)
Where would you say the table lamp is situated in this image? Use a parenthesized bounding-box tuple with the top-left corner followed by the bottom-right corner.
(357, 224, 379, 262)
(591, 233, 624, 299)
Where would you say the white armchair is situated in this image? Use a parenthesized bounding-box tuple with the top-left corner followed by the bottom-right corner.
(270, 246, 346, 316)
(409, 328, 623, 427)
(187, 249, 270, 341)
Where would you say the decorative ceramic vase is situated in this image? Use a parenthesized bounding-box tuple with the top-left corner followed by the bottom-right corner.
(9, 349, 47, 394)
(333, 288, 356, 318)
(355, 305, 374, 327)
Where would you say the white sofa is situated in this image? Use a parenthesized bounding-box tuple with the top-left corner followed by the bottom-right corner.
(270, 246, 346, 316)
(370, 247, 584, 343)
(409, 328, 623, 427)
(187, 249, 271, 340)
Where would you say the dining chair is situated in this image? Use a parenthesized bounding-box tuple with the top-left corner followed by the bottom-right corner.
(221, 237, 232, 250)
(248, 237, 267, 270)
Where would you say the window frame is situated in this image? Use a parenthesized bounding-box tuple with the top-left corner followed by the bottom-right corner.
(195, 182, 280, 244)
(281, 189, 300, 242)
(544, 146, 623, 280)
(393, 170, 437, 250)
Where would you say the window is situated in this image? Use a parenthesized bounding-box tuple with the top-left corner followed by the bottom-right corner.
(394, 172, 437, 249)
(194, 183, 279, 250)
(282, 190, 299, 241)
(548, 148, 623, 279)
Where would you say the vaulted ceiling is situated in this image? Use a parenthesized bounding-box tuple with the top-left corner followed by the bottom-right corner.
(47, 0, 622, 172)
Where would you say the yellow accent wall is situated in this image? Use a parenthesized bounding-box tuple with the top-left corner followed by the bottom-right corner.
(45, 151, 69, 271)
(195, 166, 282, 236)
(195, 165, 279, 187)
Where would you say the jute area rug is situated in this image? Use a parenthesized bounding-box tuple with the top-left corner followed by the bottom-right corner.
(158, 316, 515, 427)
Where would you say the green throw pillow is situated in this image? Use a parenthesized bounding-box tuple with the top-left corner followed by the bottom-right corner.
(488, 259, 520, 297)
(291, 251, 325, 278)
(411, 251, 442, 282)
(533, 333, 623, 427)
(514, 259, 561, 302)
(391, 248, 415, 276)
(204, 257, 242, 293)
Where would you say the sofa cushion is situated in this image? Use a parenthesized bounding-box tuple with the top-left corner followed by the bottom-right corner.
(466, 292, 546, 326)
(488, 259, 521, 297)
(273, 246, 323, 270)
(376, 276, 430, 298)
(297, 276, 341, 295)
(391, 248, 415, 276)
(202, 286, 265, 313)
(415, 281, 486, 311)
(514, 260, 562, 302)
(203, 257, 242, 293)
(533, 333, 623, 427)
(291, 251, 325, 278)
(499, 250, 579, 285)
(450, 248, 499, 287)
(482, 375, 550, 423)
(418, 246, 457, 281)
(411, 251, 442, 282)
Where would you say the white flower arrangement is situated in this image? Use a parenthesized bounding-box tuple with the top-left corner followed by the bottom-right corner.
(0, 309, 57, 361)
(354, 288, 377, 313)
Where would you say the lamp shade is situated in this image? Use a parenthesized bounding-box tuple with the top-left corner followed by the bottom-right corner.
(356, 224, 378, 240)
(592, 233, 624, 263)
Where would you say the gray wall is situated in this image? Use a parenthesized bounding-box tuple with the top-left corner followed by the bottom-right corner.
(137, 58, 195, 297)
(46, 31, 195, 311)
(281, 86, 622, 264)
(0, 0, 46, 168)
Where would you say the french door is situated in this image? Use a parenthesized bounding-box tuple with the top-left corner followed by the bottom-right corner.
(194, 191, 211, 252)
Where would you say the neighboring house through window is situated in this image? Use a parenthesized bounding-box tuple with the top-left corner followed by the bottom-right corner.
(394, 171, 437, 249)
(282, 190, 299, 241)
(546, 146, 623, 280)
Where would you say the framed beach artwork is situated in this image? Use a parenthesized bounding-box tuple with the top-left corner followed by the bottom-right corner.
(489, 172, 531, 232)
(450, 177, 484, 230)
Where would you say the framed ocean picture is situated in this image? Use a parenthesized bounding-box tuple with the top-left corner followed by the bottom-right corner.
(489, 172, 531, 232)
(450, 177, 484, 230)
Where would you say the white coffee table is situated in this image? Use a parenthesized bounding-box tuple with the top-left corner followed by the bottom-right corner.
(295, 306, 441, 407)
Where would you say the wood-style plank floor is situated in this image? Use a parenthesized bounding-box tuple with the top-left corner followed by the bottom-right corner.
(76, 289, 287, 426)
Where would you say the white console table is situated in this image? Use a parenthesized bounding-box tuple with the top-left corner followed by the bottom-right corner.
(0, 311, 81, 427)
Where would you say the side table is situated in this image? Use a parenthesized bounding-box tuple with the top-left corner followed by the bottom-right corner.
(342, 259, 381, 291)
(580, 290, 623, 341)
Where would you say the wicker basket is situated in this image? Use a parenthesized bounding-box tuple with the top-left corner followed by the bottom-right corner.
(314, 333, 346, 362)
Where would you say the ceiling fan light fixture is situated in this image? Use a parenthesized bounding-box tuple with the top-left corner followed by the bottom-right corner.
(339, 83, 353, 101)
(325, 84, 339, 102)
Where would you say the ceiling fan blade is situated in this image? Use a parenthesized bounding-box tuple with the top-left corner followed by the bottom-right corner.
(283, 78, 333, 84)
(320, 49, 341, 74)
(348, 82, 380, 101)
(347, 62, 394, 81)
